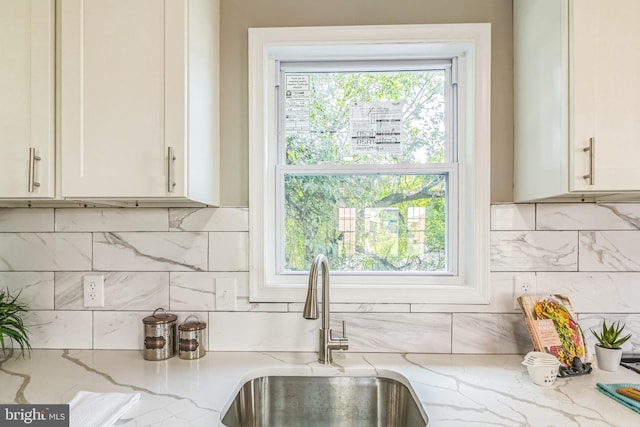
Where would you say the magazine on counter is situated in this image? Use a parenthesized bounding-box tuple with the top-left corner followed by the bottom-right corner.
(517, 294, 590, 367)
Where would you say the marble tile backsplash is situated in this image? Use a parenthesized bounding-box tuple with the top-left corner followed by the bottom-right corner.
(1, 204, 639, 355)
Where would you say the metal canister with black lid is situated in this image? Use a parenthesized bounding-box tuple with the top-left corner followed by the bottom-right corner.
(143, 308, 177, 361)
(178, 315, 207, 360)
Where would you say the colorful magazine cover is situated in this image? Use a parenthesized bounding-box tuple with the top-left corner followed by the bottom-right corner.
(518, 294, 589, 366)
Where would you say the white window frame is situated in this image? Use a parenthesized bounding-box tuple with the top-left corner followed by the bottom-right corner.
(249, 24, 491, 304)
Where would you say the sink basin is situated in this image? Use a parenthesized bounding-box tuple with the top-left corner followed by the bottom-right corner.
(221, 375, 428, 427)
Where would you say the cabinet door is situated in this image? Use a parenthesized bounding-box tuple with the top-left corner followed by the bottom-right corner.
(0, 0, 54, 198)
(60, 0, 187, 198)
(571, 0, 640, 192)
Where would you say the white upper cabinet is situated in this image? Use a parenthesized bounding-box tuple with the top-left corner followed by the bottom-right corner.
(514, 0, 640, 201)
(59, 0, 219, 205)
(0, 0, 55, 199)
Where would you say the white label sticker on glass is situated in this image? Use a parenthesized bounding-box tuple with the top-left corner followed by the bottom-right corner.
(350, 101, 404, 154)
(285, 75, 311, 135)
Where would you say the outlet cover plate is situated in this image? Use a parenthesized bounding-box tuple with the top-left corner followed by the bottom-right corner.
(83, 275, 105, 307)
(513, 274, 537, 310)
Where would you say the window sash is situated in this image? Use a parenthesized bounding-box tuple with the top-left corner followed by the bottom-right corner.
(275, 164, 459, 278)
(277, 60, 456, 166)
(275, 60, 458, 278)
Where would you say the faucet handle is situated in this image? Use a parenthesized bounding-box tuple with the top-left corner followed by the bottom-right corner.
(340, 320, 349, 350)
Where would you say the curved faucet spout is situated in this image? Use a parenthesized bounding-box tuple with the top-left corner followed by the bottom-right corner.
(303, 254, 348, 364)
(302, 254, 324, 321)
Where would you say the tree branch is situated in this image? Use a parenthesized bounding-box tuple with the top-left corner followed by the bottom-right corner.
(372, 177, 445, 207)
(355, 246, 413, 271)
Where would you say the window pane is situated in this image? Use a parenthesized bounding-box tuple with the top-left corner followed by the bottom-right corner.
(283, 173, 448, 272)
(284, 69, 447, 166)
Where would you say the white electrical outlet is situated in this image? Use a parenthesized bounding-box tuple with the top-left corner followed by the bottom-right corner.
(513, 275, 536, 310)
(83, 275, 105, 307)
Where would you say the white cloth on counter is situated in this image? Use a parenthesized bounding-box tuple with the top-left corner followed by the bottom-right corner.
(69, 390, 141, 427)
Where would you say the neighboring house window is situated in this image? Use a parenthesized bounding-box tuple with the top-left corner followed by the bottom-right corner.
(249, 24, 491, 304)
(338, 207, 357, 257)
(407, 206, 427, 257)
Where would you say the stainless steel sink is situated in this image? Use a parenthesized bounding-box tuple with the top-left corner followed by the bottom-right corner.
(221, 375, 428, 427)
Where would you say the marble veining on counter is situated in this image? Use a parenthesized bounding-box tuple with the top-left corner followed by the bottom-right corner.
(1, 350, 639, 426)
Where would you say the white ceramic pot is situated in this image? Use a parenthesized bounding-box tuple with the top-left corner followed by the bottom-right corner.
(595, 345, 622, 371)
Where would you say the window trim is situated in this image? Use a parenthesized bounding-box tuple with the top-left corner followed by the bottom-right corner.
(248, 24, 491, 304)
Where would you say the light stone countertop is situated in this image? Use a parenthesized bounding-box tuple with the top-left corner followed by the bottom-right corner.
(1, 350, 639, 426)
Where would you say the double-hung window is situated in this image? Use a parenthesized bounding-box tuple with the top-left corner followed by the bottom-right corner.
(280, 60, 455, 272)
(249, 24, 491, 304)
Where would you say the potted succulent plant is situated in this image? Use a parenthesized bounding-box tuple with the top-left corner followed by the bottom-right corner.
(591, 320, 631, 372)
(0, 288, 31, 359)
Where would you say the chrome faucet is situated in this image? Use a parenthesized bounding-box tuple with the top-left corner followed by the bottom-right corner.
(303, 254, 349, 364)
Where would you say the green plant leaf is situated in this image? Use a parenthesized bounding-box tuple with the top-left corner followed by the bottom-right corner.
(591, 320, 632, 349)
(0, 288, 31, 358)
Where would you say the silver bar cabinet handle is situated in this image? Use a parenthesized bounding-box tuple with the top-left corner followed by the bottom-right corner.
(167, 146, 176, 192)
(582, 137, 595, 185)
(28, 147, 41, 193)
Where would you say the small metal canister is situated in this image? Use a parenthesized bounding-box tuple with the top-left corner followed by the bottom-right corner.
(143, 308, 177, 361)
(178, 315, 207, 360)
